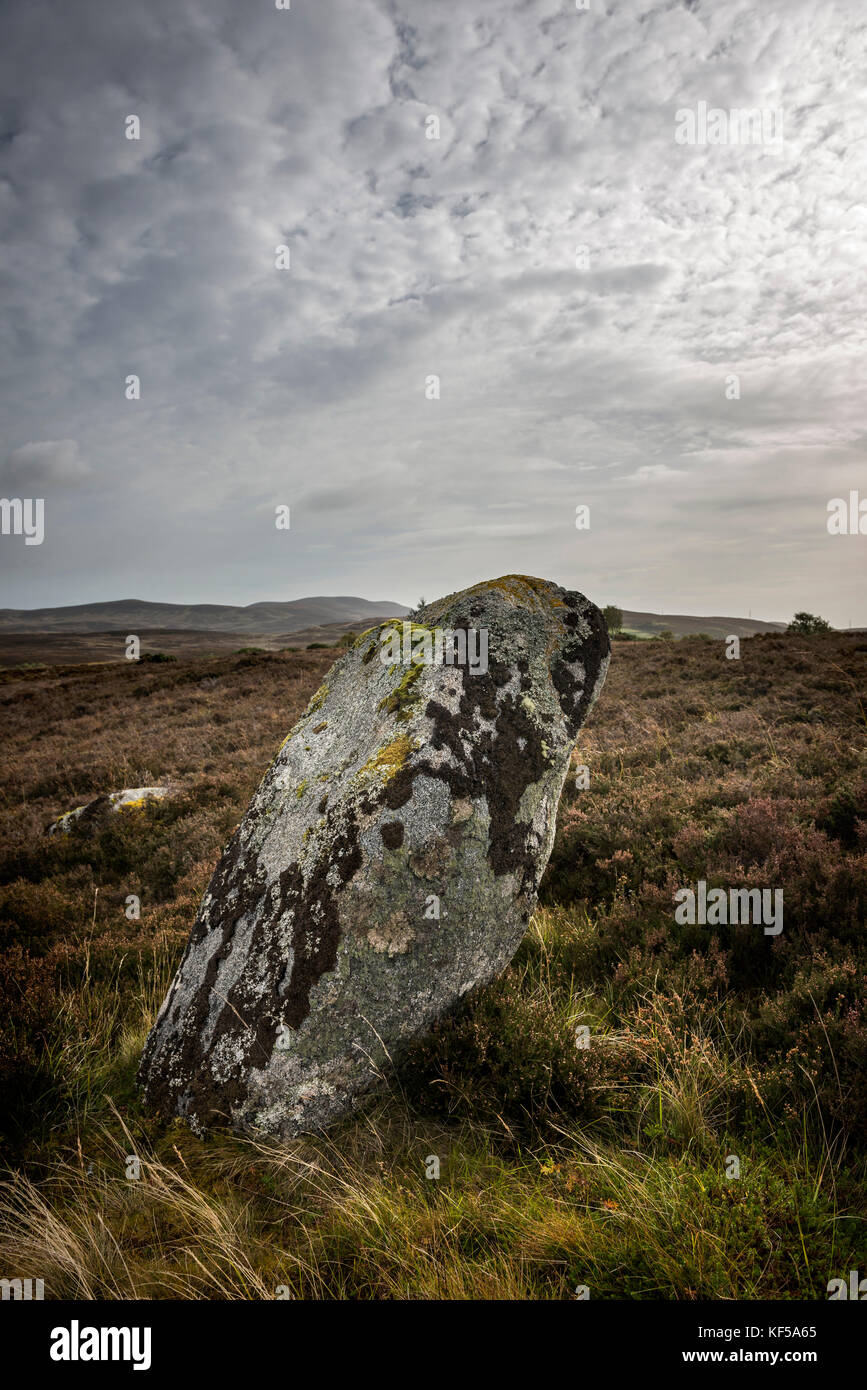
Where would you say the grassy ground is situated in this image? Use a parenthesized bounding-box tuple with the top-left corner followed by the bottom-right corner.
(0, 632, 865, 1299)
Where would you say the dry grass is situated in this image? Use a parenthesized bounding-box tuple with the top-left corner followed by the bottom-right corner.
(0, 633, 865, 1298)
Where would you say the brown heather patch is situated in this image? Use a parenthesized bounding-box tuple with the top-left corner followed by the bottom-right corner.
(0, 632, 865, 1298)
(544, 631, 867, 1141)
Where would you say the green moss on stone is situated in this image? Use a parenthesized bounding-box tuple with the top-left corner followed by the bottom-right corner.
(306, 683, 328, 715)
(359, 734, 414, 781)
(378, 661, 425, 722)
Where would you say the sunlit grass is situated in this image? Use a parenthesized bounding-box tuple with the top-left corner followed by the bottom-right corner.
(1, 635, 865, 1298)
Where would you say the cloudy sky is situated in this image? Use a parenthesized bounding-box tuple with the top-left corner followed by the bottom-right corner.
(1, 0, 865, 623)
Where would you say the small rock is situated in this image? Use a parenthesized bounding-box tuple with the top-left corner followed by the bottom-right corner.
(47, 786, 172, 836)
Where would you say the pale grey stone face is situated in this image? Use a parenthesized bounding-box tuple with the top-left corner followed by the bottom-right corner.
(138, 576, 610, 1138)
(47, 786, 171, 835)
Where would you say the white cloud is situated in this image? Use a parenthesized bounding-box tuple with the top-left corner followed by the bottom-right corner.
(624, 464, 688, 481)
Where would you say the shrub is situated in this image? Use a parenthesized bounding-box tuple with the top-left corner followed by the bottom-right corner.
(0, 946, 58, 1131)
(399, 977, 612, 1143)
(787, 612, 831, 635)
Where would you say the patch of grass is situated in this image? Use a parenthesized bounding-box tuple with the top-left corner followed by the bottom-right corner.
(0, 634, 865, 1297)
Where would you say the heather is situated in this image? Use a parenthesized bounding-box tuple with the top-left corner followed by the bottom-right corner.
(0, 633, 864, 1298)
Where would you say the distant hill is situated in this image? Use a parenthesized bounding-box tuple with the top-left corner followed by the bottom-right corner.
(0, 596, 409, 636)
(0, 595, 791, 647)
(619, 610, 787, 640)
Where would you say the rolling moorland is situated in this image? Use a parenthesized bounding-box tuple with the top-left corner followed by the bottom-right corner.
(0, 629, 865, 1298)
(0, 595, 411, 669)
(0, 620, 396, 669)
(0, 600, 786, 668)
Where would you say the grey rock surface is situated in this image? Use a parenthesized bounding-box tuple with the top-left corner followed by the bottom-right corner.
(138, 575, 609, 1137)
(48, 786, 172, 836)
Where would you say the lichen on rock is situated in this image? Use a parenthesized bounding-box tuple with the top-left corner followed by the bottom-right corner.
(138, 575, 610, 1138)
(47, 786, 172, 836)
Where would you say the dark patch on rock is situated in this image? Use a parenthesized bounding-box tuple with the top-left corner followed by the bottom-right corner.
(551, 604, 610, 736)
(278, 810, 362, 1031)
(383, 774, 414, 811)
(422, 677, 545, 882)
(139, 827, 270, 1123)
(381, 821, 404, 849)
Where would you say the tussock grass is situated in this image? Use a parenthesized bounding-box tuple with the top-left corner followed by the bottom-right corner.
(1, 636, 865, 1297)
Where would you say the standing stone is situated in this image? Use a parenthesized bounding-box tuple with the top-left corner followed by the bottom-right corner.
(138, 575, 609, 1137)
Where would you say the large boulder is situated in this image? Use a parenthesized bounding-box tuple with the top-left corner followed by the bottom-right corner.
(138, 576, 609, 1137)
